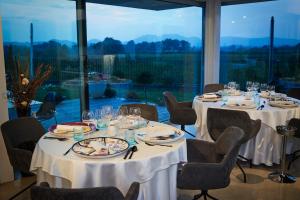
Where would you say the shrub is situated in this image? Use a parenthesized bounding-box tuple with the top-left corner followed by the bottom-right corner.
(104, 84, 117, 98)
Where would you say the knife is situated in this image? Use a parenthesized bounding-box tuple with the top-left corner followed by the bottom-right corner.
(123, 147, 132, 159)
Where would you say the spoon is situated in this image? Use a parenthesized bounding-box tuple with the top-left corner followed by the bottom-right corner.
(129, 146, 138, 159)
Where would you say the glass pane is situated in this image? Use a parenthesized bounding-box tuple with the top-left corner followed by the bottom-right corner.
(1, 0, 80, 128)
(86, 3, 203, 121)
(220, 0, 300, 92)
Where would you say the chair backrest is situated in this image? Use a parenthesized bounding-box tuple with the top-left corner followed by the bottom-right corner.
(120, 104, 158, 122)
(207, 108, 261, 144)
(288, 118, 300, 138)
(287, 88, 300, 100)
(215, 127, 245, 178)
(203, 84, 224, 94)
(163, 91, 178, 115)
(31, 182, 140, 200)
(36, 101, 56, 116)
(1, 117, 45, 148)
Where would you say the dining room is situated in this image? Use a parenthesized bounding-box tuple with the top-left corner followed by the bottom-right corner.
(0, 0, 300, 200)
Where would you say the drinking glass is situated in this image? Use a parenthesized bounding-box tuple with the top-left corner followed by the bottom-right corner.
(82, 110, 95, 124)
(73, 127, 84, 141)
(253, 82, 260, 92)
(260, 83, 268, 92)
(246, 81, 253, 92)
(129, 107, 141, 117)
(228, 81, 236, 90)
(101, 105, 113, 120)
(125, 129, 136, 146)
(268, 85, 275, 95)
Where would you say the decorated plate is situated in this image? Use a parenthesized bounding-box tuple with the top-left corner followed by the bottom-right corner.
(72, 137, 129, 159)
(135, 126, 185, 144)
(269, 101, 298, 108)
(48, 122, 96, 138)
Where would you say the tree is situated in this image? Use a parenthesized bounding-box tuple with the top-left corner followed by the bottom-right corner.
(136, 71, 154, 103)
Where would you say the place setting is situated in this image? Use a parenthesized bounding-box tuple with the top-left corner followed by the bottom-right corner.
(196, 93, 222, 102)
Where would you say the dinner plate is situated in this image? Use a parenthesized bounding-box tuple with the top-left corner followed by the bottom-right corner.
(135, 126, 185, 144)
(269, 101, 298, 108)
(225, 103, 256, 110)
(197, 96, 222, 102)
(72, 137, 129, 159)
(48, 122, 96, 138)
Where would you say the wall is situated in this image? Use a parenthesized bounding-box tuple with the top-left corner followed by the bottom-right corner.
(0, 16, 14, 183)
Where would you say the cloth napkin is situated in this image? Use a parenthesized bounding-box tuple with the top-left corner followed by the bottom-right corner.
(136, 126, 175, 137)
(203, 93, 218, 99)
(55, 125, 75, 131)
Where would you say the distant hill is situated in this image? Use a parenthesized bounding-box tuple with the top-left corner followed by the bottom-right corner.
(133, 34, 202, 47)
(220, 37, 300, 47)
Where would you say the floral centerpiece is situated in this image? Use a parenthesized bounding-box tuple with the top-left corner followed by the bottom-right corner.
(10, 59, 52, 117)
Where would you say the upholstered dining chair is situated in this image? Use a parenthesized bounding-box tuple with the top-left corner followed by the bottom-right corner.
(207, 108, 261, 183)
(177, 127, 245, 200)
(31, 182, 140, 200)
(203, 84, 224, 94)
(287, 118, 300, 170)
(287, 88, 300, 100)
(1, 117, 45, 177)
(120, 103, 158, 122)
(163, 91, 197, 137)
(35, 101, 57, 124)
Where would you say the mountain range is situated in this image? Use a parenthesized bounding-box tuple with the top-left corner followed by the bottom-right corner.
(4, 35, 300, 48)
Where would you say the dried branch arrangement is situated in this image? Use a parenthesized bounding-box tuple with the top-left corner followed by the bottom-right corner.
(11, 58, 52, 110)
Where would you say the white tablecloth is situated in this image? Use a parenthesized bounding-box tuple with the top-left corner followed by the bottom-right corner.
(30, 121, 187, 200)
(193, 96, 300, 166)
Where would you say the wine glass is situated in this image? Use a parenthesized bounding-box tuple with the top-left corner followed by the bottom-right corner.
(246, 81, 253, 92)
(101, 105, 113, 120)
(260, 83, 268, 92)
(129, 107, 141, 118)
(268, 85, 275, 95)
(82, 110, 95, 124)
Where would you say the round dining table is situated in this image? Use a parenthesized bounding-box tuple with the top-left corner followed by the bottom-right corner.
(193, 95, 300, 166)
(30, 121, 187, 200)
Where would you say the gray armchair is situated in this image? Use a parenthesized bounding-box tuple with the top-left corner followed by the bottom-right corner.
(287, 118, 300, 169)
(177, 127, 245, 200)
(207, 108, 261, 183)
(1, 117, 45, 176)
(203, 84, 224, 94)
(31, 182, 140, 200)
(163, 91, 197, 137)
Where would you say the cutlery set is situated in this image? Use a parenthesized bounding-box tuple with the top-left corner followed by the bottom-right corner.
(124, 146, 138, 159)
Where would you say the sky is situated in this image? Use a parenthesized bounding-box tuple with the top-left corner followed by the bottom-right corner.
(0, 0, 299, 43)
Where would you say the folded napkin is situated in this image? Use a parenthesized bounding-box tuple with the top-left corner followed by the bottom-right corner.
(55, 125, 75, 131)
(203, 93, 218, 99)
(137, 126, 175, 137)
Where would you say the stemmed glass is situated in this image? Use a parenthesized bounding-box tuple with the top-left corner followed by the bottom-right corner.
(246, 81, 253, 92)
(82, 110, 95, 124)
(101, 105, 113, 120)
(129, 107, 141, 118)
(253, 82, 260, 92)
(260, 83, 268, 92)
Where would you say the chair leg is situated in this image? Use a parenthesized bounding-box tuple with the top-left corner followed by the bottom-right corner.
(181, 125, 196, 137)
(193, 191, 218, 200)
(236, 162, 247, 183)
(288, 154, 300, 170)
(238, 155, 253, 168)
(54, 115, 58, 125)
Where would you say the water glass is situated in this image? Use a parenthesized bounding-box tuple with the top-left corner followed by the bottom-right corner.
(73, 127, 84, 141)
(125, 129, 136, 146)
(97, 118, 110, 130)
(260, 83, 268, 92)
(254, 94, 261, 107)
(82, 110, 95, 124)
(101, 105, 113, 120)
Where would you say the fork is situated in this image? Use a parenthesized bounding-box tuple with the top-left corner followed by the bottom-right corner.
(44, 136, 69, 141)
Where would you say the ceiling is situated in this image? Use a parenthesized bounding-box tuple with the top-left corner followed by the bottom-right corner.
(78, 0, 274, 10)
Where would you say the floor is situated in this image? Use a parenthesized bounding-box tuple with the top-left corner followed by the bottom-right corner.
(1, 125, 300, 200)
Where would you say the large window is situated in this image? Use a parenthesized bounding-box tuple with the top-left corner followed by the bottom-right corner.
(0, 0, 203, 124)
(220, 0, 300, 92)
(85, 3, 203, 121)
(1, 0, 80, 127)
